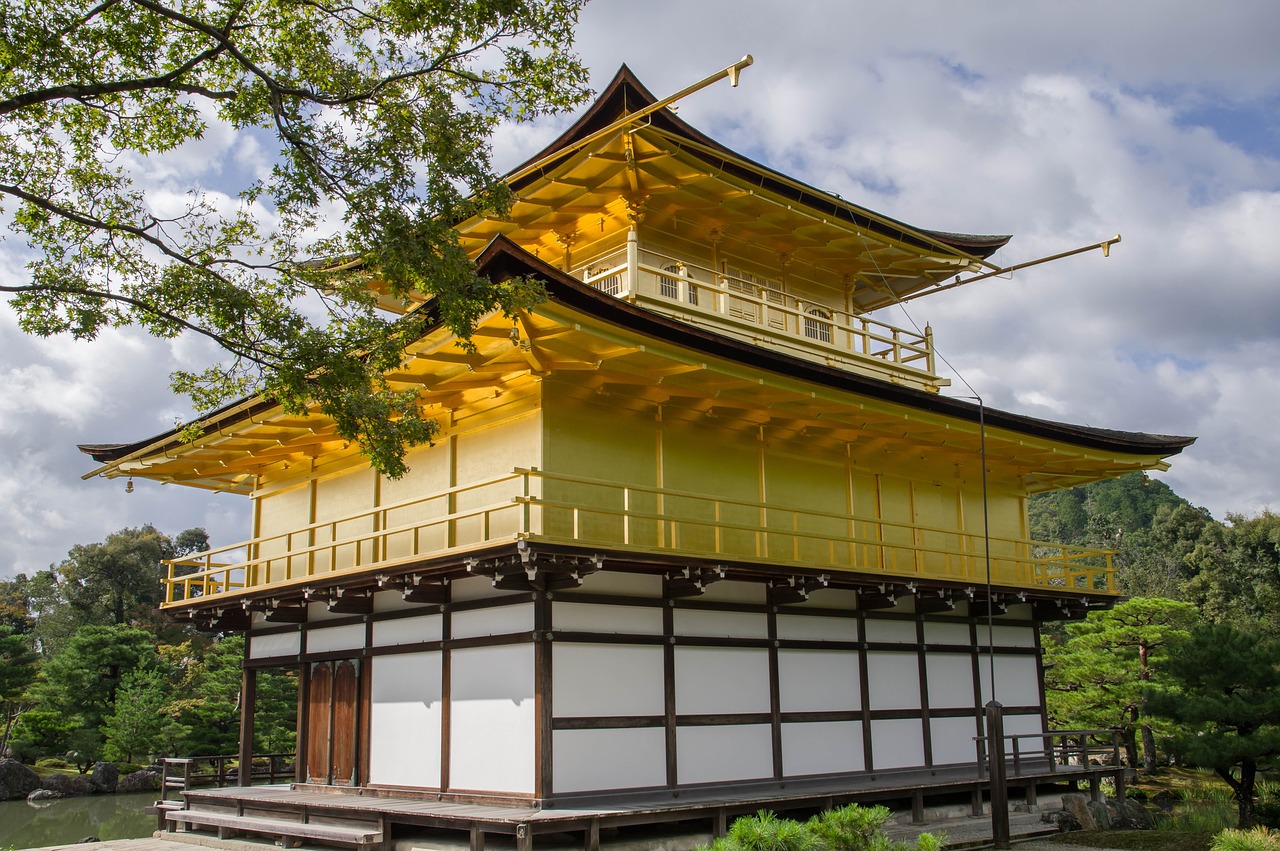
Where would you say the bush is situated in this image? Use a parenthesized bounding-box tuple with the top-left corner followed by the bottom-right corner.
(34, 757, 72, 770)
(1212, 827, 1280, 851)
(694, 807, 944, 851)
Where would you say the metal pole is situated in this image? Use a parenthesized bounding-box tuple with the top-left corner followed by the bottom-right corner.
(986, 700, 1010, 849)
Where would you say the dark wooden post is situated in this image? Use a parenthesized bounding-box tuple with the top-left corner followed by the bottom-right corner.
(239, 666, 257, 787)
(986, 701, 1010, 850)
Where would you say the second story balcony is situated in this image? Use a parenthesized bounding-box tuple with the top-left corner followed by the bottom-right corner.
(162, 468, 1116, 609)
(576, 234, 947, 393)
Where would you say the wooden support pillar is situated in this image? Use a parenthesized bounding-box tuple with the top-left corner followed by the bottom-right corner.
(516, 823, 532, 851)
(1115, 769, 1127, 801)
(238, 666, 257, 787)
(986, 701, 1010, 850)
(1089, 774, 1101, 802)
(911, 789, 925, 825)
(970, 788, 984, 817)
(584, 820, 600, 851)
(469, 826, 485, 851)
(1025, 782, 1038, 809)
(713, 809, 728, 839)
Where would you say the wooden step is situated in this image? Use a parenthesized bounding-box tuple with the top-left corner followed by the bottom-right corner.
(167, 809, 383, 849)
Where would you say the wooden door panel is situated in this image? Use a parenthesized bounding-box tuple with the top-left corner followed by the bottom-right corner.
(306, 662, 333, 784)
(331, 660, 359, 786)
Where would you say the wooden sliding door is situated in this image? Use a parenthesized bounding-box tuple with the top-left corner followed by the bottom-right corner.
(305, 659, 360, 785)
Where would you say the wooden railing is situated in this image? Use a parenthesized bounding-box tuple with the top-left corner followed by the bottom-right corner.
(160, 753, 294, 800)
(579, 241, 943, 390)
(974, 728, 1124, 785)
(164, 468, 1117, 604)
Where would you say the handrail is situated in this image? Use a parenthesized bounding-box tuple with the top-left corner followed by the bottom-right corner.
(974, 729, 1121, 779)
(164, 467, 1116, 605)
(579, 247, 939, 382)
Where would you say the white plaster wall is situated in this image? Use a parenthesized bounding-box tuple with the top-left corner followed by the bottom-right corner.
(978, 654, 1041, 707)
(450, 575, 519, 602)
(1004, 713, 1048, 757)
(449, 644, 535, 794)
(696, 581, 765, 604)
(990, 624, 1037, 648)
(923, 620, 971, 645)
(306, 623, 365, 653)
(554, 601, 662, 635)
(369, 653, 442, 787)
(866, 652, 921, 711)
(870, 719, 925, 770)
(781, 721, 864, 776)
(373, 590, 419, 613)
(926, 654, 976, 709)
(248, 630, 300, 659)
(451, 602, 534, 640)
(553, 728, 666, 793)
(373, 614, 443, 647)
(777, 650, 860, 713)
(579, 571, 663, 597)
(677, 725, 772, 784)
(776, 613, 859, 642)
(673, 608, 768, 639)
(553, 644, 664, 716)
(930, 716, 979, 766)
(675, 647, 770, 715)
(864, 618, 917, 644)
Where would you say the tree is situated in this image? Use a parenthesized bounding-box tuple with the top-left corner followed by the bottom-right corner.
(1147, 625, 1280, 828)
(1043, 597, 1198, 771)
(0, 0, 590, 476)
(0, 625, 38, 757)
(102, 668, 184, 763)
(58, 525, 191, 625)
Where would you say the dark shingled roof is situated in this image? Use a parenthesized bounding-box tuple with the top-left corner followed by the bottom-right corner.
(81, 235, 1193, 467)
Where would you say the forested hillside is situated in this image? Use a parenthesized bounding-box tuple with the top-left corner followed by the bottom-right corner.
(1030, 473, 1280, 630)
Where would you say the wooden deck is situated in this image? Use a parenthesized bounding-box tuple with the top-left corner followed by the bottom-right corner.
(168, 761, 1121, 851)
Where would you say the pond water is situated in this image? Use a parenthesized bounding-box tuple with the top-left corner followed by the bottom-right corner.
(0, 791, 158, 850)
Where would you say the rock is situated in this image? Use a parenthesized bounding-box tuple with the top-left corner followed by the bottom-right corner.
(1041, 810, 1082, 833)
(116, 769, 162, 793)
(39, 773, 98, 797)
(76, 836, 100, 843)
(1087, 799, 1114, 829)
(0, 759, 42, 800)
(1152, 790, 1176, 812)
(1060, 793, 1097, 831)
(90, 762, 118, 793)
(1116, 798, 1155, 829)
(26, 788, 64, 801)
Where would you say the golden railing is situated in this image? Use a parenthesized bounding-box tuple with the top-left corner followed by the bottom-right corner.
(579, 243, 942, 390)
(163, 468, 1116, 604)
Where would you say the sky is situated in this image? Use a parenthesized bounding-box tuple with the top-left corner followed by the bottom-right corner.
(2, 0, 1280, 578)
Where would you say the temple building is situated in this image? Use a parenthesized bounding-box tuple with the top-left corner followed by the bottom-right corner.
(82, 64, 1192, 848)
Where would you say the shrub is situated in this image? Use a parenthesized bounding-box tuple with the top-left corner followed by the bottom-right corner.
(1212, 826, 1280, 851)
(34, 757, 72, 770)
(728, 810, 818, 851)
(806, 804, 892, 850)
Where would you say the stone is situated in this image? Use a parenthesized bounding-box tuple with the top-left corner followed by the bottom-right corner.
(40, 772, 98, 797)
(1060, 793, 1097, 831)
(1116, 798, 1155, 829)
(76, 837, 100, 843)
(1041, 810, 1082, 833)
(116, 769, 162, 793)
(26, 788, 64, 801)
(90, 761, 119, 793)
(0, 758, 42, 800)
(1152, 790, 1176, 812)
(1087, 799, 1114, 829)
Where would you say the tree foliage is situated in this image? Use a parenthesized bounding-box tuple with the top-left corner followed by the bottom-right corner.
(0, 0, 591, 476)
(1043, 597, 1197, 770)
(0, 625, 38, 756)
(1148, 625, 1280, 828)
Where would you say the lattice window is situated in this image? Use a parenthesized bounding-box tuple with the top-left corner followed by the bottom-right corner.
(804, 307, 833, 343)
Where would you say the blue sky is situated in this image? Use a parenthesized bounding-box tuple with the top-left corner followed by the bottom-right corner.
(2, 0, 1279, 575)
